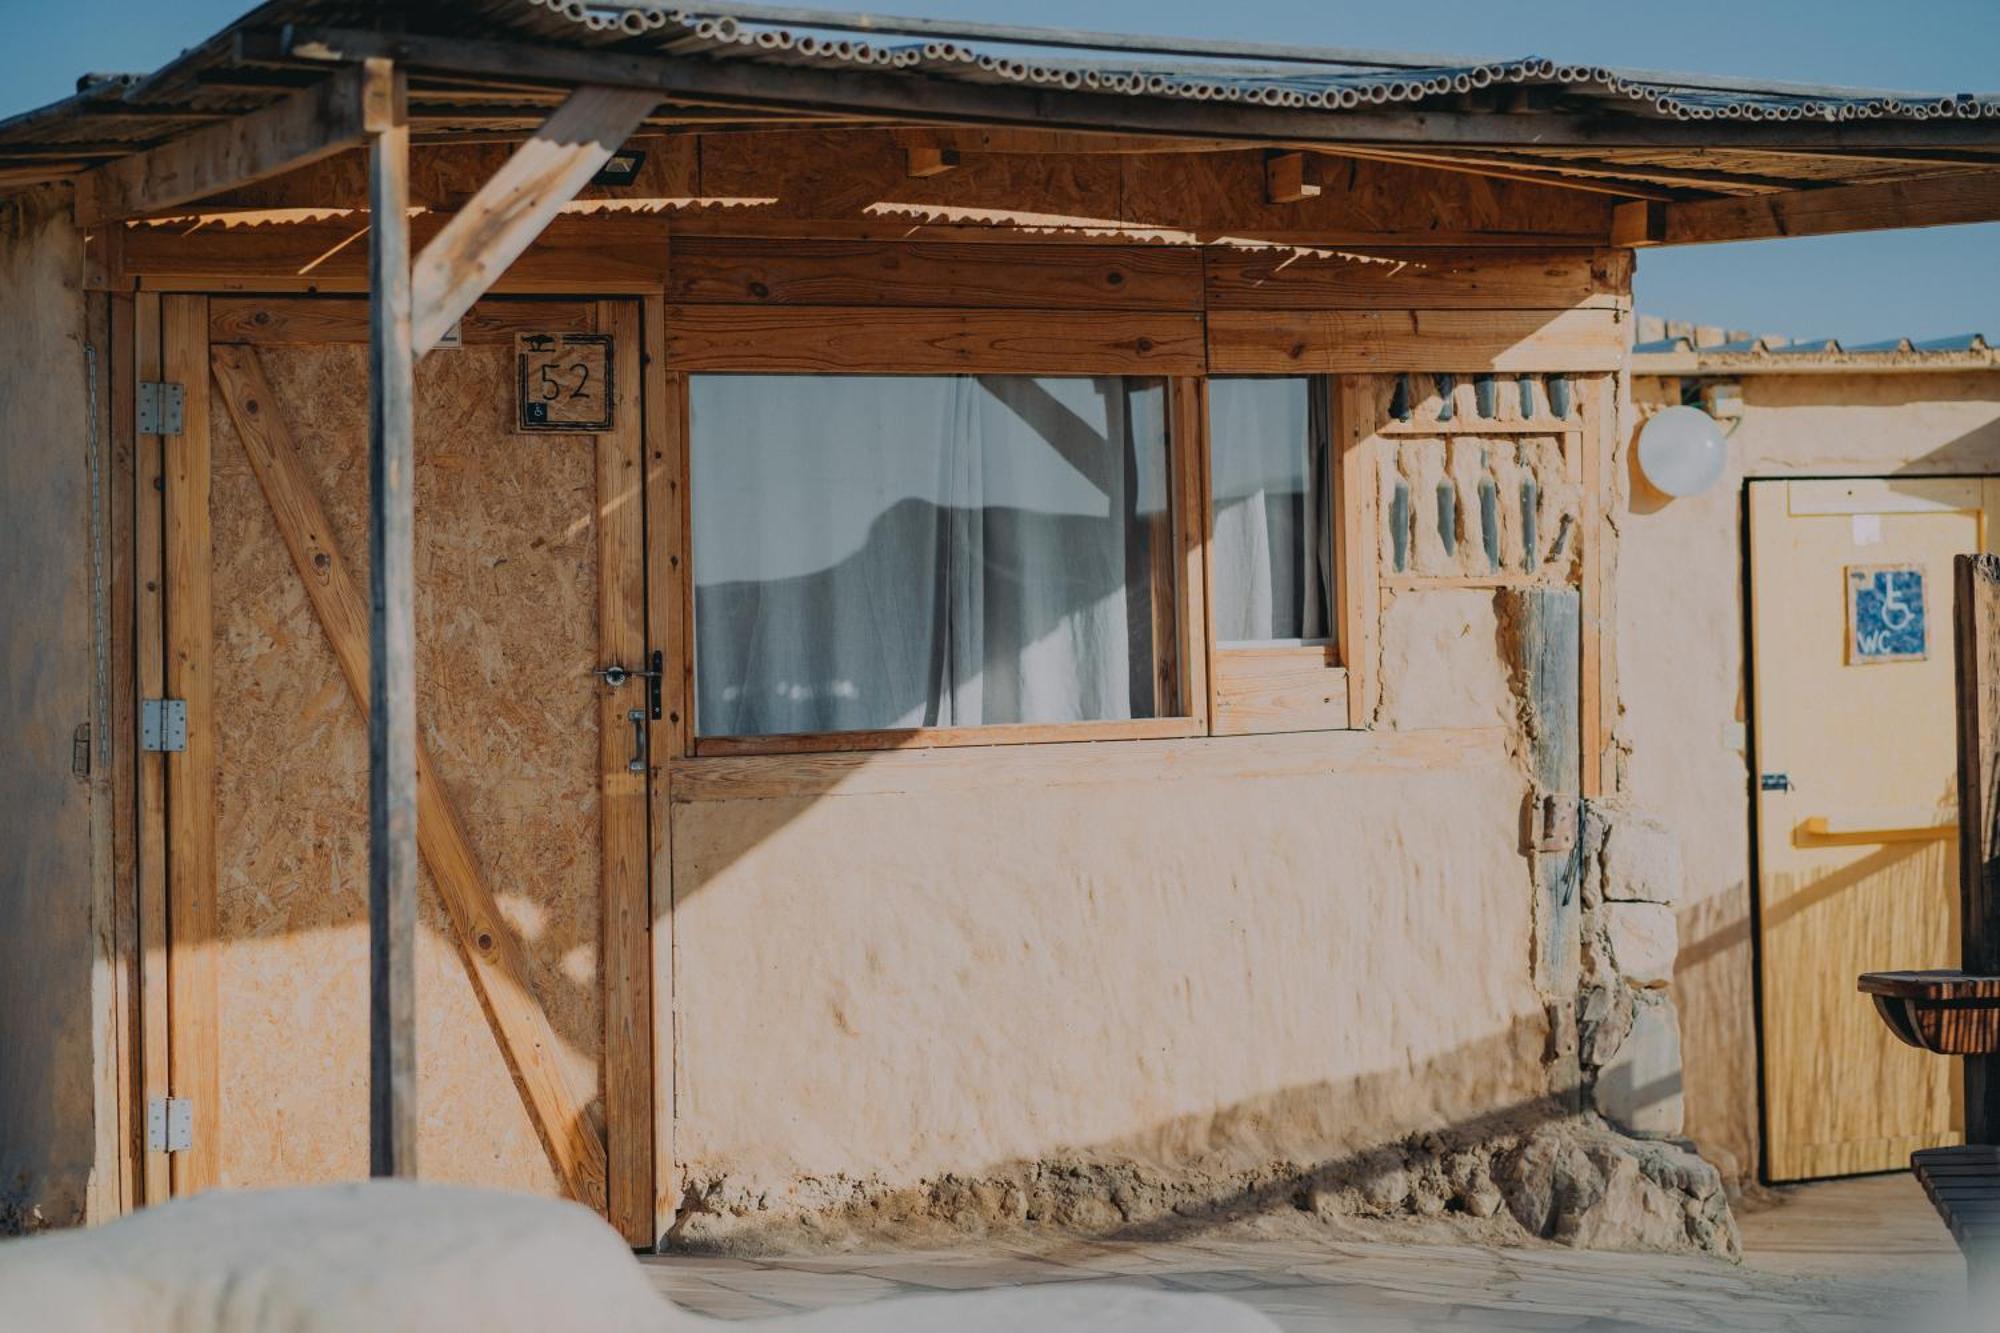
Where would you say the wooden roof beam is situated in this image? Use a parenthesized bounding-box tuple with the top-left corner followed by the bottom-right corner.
(1614, 170, 2000, 246)
(73, 63, 388, 225)
(409, 84, 658, 355)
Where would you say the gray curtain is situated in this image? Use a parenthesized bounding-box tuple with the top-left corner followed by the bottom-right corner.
(690, 374, 1168, 737)
(1208, 377, 1333, 645)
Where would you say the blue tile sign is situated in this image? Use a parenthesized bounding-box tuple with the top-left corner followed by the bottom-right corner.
(1847, 564, 1928, 664)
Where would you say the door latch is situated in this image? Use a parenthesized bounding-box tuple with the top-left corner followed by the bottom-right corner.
(594, 650, 663, 720)
(1761, 772, 1795, 793)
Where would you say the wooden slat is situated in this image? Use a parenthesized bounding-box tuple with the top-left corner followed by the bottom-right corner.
(1959, 552, 2000, 1140)
(206, 344, 610, 1211)
(597, 301, 653, 1245)
(411, 85, 661, 354)
(672, 724, 1514, 803)
(1208, 308, 1625, 374)
(74, 65, 385, 225)
(132, 291, 170, 1207)
(1205, 247, 1626, 311)
(669, 237, 1203, 309)
(661, 306, 1206, 375)
(210, 297, 595, 345)
(1212, 657, 1350, 737)
(1334, 376, 1382, 728)
(122, 213, 671, 295)
(1619, 172, 2000, 247)
(693, 716, 1203, 757)
(1580, 372, 1612, 798)
(640, 295, 684, 1234)
(1169, 376, 1212, 733)
(161, 293, 219, 1194)
(107, 293, 140, 1215)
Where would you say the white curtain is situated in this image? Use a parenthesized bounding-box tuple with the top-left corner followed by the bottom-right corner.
(1208, 377, 1333, 645)
(690, 374, 1169, 737)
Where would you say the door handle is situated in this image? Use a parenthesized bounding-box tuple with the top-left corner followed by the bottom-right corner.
(1796, 809, 1956, 843)
(627, 709, 647, 774)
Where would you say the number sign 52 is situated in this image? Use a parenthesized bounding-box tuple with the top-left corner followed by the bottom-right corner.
(516, 332, 614, 432)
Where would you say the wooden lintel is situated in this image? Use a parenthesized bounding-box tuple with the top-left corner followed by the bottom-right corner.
(409, 84, 660, 354)
(1618, 171, 2000, 247)
(905, 144, 959, 178)
(1264, 150, 1320, 205)
(74, 64, 386, 226)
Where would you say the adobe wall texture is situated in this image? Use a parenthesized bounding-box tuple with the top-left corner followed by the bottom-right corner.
(666, 579, 1732, 1257)
(1623, 369, 2000, 1187)
(0, 186, 97, 1232)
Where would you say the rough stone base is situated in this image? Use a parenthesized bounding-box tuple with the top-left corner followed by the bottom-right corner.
(667, 1114, 1739, 1262)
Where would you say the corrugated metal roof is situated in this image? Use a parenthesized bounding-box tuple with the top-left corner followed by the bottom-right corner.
(1634, 331, 1996, 373)
(1, 0, 1996, 201)
(512, 2, 2000, 124)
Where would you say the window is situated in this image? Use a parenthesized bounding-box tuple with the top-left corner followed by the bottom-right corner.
(1208, 377, 1335, 649)
(689, 374, 1178, 741)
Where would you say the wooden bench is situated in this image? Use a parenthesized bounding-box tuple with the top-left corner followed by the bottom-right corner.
(1911, 1145, 2000, 1288)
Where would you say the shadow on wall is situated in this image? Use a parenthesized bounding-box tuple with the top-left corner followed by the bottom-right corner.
(661, 1013, 1727, 1257)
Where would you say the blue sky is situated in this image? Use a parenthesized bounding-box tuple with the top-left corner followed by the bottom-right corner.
(7, 0, 1997, 342)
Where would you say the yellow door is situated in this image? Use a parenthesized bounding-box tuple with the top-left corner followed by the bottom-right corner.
(1751, 477, 2000, 1181)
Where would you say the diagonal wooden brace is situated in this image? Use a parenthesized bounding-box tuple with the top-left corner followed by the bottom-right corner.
(409, 85, 659, 355)
(209, 343, 609, 1211)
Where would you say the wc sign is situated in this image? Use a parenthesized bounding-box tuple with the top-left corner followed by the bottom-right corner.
(1846, 564, 1928, 664)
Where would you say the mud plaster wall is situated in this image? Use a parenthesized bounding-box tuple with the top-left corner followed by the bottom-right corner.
(0, 188, 93, 1231)
(1622, 370, 2000, 1184)
(207, 338, 602, 1193)
(669, 609, 1552, 1233)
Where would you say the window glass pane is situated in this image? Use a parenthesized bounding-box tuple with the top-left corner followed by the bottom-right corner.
(1208, 376, 1335, 647)
(690, 375, 1172, 737)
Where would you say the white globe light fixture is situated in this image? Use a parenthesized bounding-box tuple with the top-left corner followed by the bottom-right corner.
(1636, 404, 1728, 498)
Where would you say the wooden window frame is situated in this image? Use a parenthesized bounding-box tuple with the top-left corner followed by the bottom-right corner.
(669, 313, 1210, 757)
(1192, 368, 1384, 732)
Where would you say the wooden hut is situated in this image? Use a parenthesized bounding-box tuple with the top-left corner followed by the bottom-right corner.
(4, 0, 2000, 1250)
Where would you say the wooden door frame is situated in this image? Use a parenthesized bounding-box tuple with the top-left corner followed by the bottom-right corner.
(136, 290, 668, 1242)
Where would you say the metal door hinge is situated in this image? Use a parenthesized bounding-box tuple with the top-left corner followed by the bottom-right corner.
(147, 1096, 193, 1153)
(141, 698, 187, 753)
(137, 382, 185, 436)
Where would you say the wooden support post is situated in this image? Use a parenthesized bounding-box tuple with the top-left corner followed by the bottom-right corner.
(641, 296, 691, 1241)
(598, 301, 653, 1244)
(365, 58, 418, 1181)
(1957, 553, 2000, 1143)
(208, 345, 610, 1210)
(1264, 150, 1321, 204)
(409, 85, 659, 355)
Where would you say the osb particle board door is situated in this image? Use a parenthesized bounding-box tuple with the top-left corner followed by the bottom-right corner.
(156, 295, 652, 1240)
(1750, 476, 2000, 1181)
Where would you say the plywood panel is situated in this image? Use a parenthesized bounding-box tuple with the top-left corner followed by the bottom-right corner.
(660, 306, 1205, 375)
(205, 331, 605, 1194)
(1205, 247, 1626, 311)
(669, 238, 1203, 310)
(1208, 308, 1624, 375)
